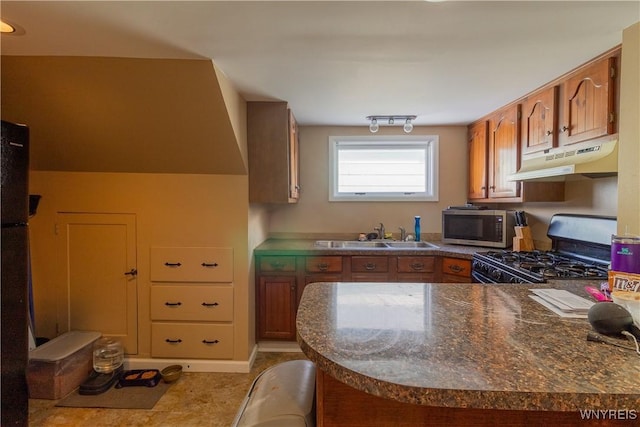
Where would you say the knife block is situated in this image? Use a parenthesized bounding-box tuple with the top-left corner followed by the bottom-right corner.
(513, 226, 535, 252)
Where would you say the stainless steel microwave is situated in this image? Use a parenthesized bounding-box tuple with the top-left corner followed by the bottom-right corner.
(442, 209, 516, 248)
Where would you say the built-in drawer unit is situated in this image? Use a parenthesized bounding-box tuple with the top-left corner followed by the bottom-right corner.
(305, 256, 343, 273)
(259, 256, 297, 273)
(150, 247, 233, 282)
(151, 323, 234, 359)
(150, 286, 233, 322)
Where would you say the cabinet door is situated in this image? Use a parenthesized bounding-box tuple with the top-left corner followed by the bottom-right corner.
(560, 56, 616, 145)
(257, 276, 297, 340)
(467, 121, 488, 200)
(522, 86, 558, 154)
(489, 105, 521, 199)
(288, 109, 300, 201)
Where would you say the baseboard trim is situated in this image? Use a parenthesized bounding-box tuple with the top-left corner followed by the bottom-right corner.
(125, 344, 259, 373)
(257, 341, 302, 352)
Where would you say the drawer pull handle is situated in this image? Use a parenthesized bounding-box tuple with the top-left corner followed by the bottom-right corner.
(364, 263, 376, 271)
(317, 263, 329, 271)
(202, 302, 219, 307)
(165, 338, 182, 344)
(201, 262, 219, 268)
(202, 339, 220, 345)
(164, 262, 182, 267)
(270, 262, 285, 270)
(449, 265, 465, 273)
(410, 263, 425, 271)
(165, 301, 182, 307)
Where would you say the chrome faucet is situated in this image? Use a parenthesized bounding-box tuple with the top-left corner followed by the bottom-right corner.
(374, 223, 385, 240)
(399, 227, 406, 241)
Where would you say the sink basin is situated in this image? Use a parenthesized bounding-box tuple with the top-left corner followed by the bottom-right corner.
(314, 240, 437, 249)
(314, 240, 387, 248)
(384, 241, 439, 249)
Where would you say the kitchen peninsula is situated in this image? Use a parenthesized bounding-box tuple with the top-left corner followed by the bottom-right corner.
(296, 282, 640, 427)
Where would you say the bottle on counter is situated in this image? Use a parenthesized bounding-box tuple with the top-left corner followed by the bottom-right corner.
(414, 216, 421, 242)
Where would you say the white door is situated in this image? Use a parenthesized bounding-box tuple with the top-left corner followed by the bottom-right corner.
(56, 213, 138, 354)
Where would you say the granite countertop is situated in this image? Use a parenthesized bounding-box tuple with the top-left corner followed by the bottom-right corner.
(254, 238, 478, 258)
(296, 281, 640, 412)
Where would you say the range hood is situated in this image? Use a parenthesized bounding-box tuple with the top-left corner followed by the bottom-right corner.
(508, 139, 618, 182)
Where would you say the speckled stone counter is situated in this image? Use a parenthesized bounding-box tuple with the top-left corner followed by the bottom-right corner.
(296, 281, 640, 413)
(255, 238, 478, 258)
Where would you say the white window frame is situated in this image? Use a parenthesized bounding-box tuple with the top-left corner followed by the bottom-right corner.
(328, 135, 439, 202)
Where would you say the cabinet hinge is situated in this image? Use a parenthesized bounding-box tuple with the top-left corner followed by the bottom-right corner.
(609, 111, 615, 124)
(54, 223, 59, 235)
(610, 66, 616, 79)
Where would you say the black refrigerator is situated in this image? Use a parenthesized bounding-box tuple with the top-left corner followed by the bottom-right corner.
(1, 120, 30, 426)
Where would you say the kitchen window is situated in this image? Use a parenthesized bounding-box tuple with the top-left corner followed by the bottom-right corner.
(329, 136, 439, 201)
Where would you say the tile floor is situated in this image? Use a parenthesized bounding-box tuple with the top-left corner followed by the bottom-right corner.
(28, 352, 309, 427)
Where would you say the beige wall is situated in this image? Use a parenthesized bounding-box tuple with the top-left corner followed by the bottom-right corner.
(28, 171, 253, 360)
(618, 21, 640, 235)
(268, 125, 469, 239)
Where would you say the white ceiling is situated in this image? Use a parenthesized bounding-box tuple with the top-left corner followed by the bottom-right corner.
(2, 1, 639, 127)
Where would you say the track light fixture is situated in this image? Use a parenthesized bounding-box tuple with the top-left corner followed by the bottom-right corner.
(366, 115, 417, 133)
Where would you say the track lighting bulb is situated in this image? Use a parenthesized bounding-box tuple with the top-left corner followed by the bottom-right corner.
(403, 119, 413, 133)
(369, 118, 379, 133)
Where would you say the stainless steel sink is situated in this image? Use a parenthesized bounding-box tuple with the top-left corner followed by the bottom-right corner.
(314, 240, 438, 249)
(314, 240, 387, 248)
(384, 241, 439, 249)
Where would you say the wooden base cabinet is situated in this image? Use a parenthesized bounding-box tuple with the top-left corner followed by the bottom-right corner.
(315, 370, 623, 427)
(256, 253, 470, 341)
(257, 275, 297, 340)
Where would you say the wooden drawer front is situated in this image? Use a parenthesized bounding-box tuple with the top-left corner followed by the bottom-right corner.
(150, 286, 233, 321)
(151, 323, 233, 359)
(150, 247, 233, 282)
(306, 256, 343, 273)
(442, 257, 471, 278)
(351, 256, 389, 273)
(259, 256, 297, 272)
(397, 256, 435, 273)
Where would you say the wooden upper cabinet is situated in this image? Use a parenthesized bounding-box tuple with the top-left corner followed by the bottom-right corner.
(559, 55, 616, 146)
(521, 86, 558, 154)
(248, 101, 300, 203)
(488, 104, 521, 199)
(467, 121, 488, 200)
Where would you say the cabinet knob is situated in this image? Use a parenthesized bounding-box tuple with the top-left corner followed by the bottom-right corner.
(364, 263, 376, 271)
(410, 263, 425, 271)
(561, 125, 569, 132)
(317, 263, 329, 271)
(546, 130, 552, 136)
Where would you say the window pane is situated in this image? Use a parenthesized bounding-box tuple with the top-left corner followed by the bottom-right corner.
(338, 148, 425, 192)
(329, 136, 439, 202)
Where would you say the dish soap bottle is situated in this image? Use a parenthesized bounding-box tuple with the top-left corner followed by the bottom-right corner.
(414, 216, 421, 242)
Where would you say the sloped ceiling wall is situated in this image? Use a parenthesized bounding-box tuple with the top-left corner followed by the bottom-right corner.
(1, 56, 246, 175)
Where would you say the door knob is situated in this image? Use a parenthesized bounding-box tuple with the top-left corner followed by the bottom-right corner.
(124, 268, 137, 277)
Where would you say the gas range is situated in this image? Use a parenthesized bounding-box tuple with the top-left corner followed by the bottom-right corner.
(471, 214, 616, 284)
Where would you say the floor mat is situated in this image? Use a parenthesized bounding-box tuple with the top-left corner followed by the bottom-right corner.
(56, 381, 171, 409)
